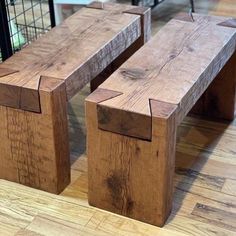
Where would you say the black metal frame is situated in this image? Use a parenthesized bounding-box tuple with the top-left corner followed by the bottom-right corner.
(0, 1, 13, 61)
(49, 0, 56, 28)
(0, 0, 56, 62)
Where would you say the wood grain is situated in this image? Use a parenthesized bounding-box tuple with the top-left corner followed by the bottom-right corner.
(86, 13, 236, 226)
(191, 203, 236, 231)
(0, 77, 70, 193)
(191, 51, 236, 120)
(175, 167, 225, 191)
(0, 3, 142, 112)
(99, 13, 236, 126)
(0, 179, 189, 236)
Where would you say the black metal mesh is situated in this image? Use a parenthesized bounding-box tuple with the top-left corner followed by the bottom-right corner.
(0, 0, 54, 62)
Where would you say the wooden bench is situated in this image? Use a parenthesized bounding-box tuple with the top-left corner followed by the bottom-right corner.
(86, 13, 236, 226)
(0, 2, 151, 194)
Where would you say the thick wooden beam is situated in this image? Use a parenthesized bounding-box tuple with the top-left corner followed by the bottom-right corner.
(0, 2, 142, 113)
(86, 13, 236, 226)
(0, 77, 70, 193)
(0, 3, 147, 192)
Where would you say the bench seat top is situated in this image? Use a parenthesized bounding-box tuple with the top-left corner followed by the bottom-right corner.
(98, 13, 236, 126)
(0, 2, 145, 112)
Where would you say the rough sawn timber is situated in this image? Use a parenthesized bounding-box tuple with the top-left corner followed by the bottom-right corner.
(0, 2, 148, 113)
(85, 13, 236, 226)
(0, 2, 151, 193)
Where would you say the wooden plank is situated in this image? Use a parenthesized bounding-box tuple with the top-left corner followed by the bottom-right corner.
(0, 3, 142, 112)
(176, 151, 236, 180)
(176, 118, 236, 166)
(86, 13, 236, 227)
(86, 211, 188, 236)
(15, 229, 43, 236)
(0, 179, 188, 236)
(22, 214, 107, 236)
(222, 179, 236, 196)
(191, 203, 236, 231)
(41, 7, 141, 101)
(175, 167, 225, 191)
(166, 214, 236, 236)
(174, 181, 236, 213)
(97, 13, 236, 138)
(0, 67, 18, 77)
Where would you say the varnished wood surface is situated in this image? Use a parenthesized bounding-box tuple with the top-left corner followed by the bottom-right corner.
(1, 0, 236, 235)
(96, 13, 236, 140)
(99, 13, 236, 123)
(85, 10, 236, 225)
(0, 2, 148, 193)
(0, 3, 142, 112)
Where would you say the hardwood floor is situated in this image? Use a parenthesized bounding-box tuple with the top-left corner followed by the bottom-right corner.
(1, 0, 236, 235)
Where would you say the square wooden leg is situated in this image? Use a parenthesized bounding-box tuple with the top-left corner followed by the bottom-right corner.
(191, 51, 236, 120)
(86, 91, 177, 226)
(0, 77, 70, 194)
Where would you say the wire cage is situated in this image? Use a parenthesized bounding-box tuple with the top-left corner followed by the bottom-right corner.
(0, 0, 55, 62)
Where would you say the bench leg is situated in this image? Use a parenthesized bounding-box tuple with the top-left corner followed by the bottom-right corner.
(90, 6, 151, 92)
(86, 93, 177, 226)
(191, 51, 236, 120)
(0, 78, 70, 193)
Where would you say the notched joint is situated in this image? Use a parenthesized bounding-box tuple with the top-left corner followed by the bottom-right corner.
(97, 104, 152, 141)
(86, 87, 122, 103)
(0, 68, 18, 77)
(174, 12, 195, 23)
(217, 19, 236, 28)
(86, 1, 104, 10)
(149, 99, 178, 119)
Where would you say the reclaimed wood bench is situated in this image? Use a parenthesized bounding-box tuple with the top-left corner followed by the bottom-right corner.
(86, 13, 236, 226)
(0, 2, 151, 194)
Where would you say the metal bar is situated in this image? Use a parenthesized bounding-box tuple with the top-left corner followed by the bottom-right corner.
(190, 0, 195, 13)
(132, 0, 139, 6)
(8, 2, 40, 20)
(48, 0, 56, 28)
(0, 0, 13, 61)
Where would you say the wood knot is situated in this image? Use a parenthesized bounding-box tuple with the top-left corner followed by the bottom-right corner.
(107, 172, 124, 197)
(120, 68, 146, 80)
